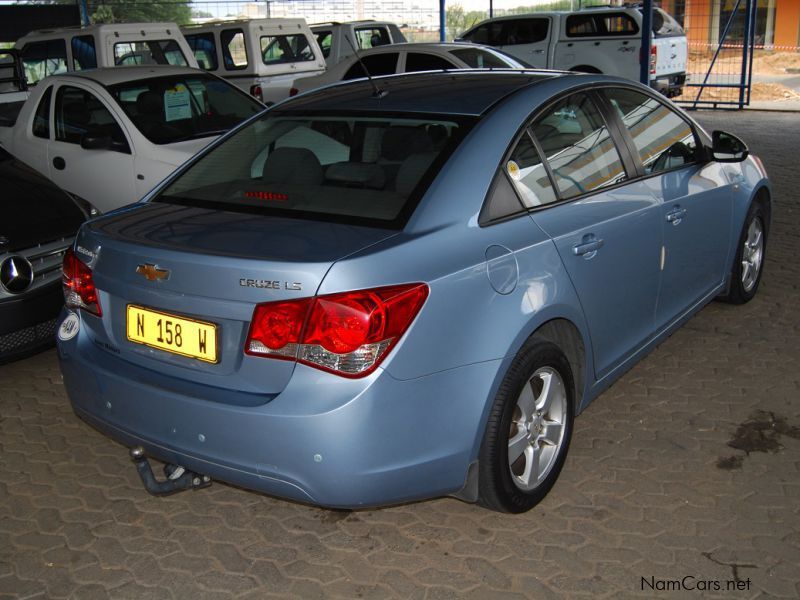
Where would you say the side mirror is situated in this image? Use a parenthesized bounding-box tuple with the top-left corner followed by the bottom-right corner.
(80, 133, 130, 154)
(711, 130, 748, 163)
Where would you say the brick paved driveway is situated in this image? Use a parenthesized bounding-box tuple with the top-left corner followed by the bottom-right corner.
(1, 112, 798, 599)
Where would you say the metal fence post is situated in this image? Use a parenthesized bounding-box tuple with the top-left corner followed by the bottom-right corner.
(639, 0, 653, 86)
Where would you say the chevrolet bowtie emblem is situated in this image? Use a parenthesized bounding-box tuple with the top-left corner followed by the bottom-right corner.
(136, 263, 170, 281)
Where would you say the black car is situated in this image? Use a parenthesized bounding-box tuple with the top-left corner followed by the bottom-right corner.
(0, 149, 86, 363)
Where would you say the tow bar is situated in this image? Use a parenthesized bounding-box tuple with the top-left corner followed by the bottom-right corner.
(129, 446, 212, 496)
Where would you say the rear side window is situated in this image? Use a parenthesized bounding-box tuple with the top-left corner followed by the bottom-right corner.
(450, 48, 512, 68)
(54, 85, 129, 152)
(461, 22, 502, 46)
(405, 53, 455, 72)
(186, 33, 218, 70)
(355, 27, 391, 49)
(315, 31, 332, 58)
(32, 85, 52, 139)
(343, 53, 398, 80)
(566, 13, 639, 37)
(530, 92, 628, 199)
(652, 8, 685, 37)
(260, 35, 316, 65)
(498, 18, 549, 45)
(21, 40, 67, 84)
(506, 132, 557, 208)
(604, 88, 698, 174)
(221, 29, 248, 70)
(71, 35, 97, 71)
(157, 113, 472, 228)
(113, 40, 189, 66)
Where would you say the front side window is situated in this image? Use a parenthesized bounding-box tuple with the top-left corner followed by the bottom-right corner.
(221, 29, 248, 70)
(21, 40, 68, 85)
(32, 85, 52, 139)
(405, 52, 455, 72)
(157, 113, 472, 228)
(343, 53, 399, 80)
(530, 93, 628, 199)
(605, 88, 698, 174)
(355, 27, 391, 49)
(54, 85, 128, 151)
(113, 40, 189, 66)
(108, 74, 262, 145)
(71, 35, 97, 71)
(260, 35, 316, 65)
(186, 32, 218, 70)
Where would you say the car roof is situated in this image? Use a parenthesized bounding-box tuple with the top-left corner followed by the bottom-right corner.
(280, 70, 562, 116)
(49, 66, 209, 87)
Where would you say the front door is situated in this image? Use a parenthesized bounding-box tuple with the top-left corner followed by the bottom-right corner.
(47, 82, 137, 213)
(601, 87, 734, 330)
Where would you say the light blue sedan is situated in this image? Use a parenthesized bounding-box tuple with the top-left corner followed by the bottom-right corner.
(57, 71, 770, 512)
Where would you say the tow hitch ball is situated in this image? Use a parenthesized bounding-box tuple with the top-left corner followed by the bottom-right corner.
(129, 446, 211, 496)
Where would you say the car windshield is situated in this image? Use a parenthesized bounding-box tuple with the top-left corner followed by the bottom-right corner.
(156, 111, 474, 228)
(108, 74, 263, 145)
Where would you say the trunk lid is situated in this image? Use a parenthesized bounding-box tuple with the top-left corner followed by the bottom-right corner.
(76, 202, 398, 399)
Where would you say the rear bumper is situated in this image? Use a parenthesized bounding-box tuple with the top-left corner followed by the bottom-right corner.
(653, 72, 686, 97)
(58, 311, 500, 508)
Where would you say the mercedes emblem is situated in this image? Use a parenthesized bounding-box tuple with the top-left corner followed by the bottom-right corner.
(0, 255, 35, 294)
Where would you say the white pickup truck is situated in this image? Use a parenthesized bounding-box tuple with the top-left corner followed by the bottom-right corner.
(457, 6, 687, 97)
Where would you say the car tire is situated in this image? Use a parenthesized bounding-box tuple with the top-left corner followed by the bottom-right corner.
(477, 338, 574, 513)
(720, 201, 768, 305)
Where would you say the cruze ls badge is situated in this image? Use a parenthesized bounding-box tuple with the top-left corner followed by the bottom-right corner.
(136, 263, 170, 282)
(240, 278, 302, 291)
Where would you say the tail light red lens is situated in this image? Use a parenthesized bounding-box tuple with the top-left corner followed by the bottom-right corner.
(650, 44, 657, 75)
(245, 283, 428, 377)
(250, 85, 263, 102)
(62, 248, 101, 316)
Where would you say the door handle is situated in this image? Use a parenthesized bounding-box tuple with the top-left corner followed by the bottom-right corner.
(52, 156, 66, 170)
(573, 236, 604, 259)
(531, 49, 545, 54)
(666, 207, 687, 225)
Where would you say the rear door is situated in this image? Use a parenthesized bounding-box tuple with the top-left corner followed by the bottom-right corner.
(601, 87, 733, 329)
(556, 12, 639, 79)
(516, 91, 662, 379)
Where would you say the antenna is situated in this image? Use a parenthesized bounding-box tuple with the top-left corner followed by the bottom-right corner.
(344, 34, 387, 99)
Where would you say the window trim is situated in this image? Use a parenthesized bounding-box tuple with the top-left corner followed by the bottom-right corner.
(31, 85, 53, 140)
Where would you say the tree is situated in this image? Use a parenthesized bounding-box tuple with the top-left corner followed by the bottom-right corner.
(446, 4, 488, 39)
(24, 0, 193, 26)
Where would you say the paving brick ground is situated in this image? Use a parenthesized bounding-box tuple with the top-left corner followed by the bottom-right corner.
(1, 111, 799, 599)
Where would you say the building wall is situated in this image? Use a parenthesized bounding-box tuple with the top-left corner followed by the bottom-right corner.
(774, 0, 800, 47)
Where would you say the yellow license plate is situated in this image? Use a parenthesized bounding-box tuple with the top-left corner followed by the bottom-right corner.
(126, 305, 218, 363)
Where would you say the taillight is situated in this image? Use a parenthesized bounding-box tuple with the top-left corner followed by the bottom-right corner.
(62, 248, 101, 316)
(650, 44, 657, 75)
(250, 84, 263, 102)
(245, 283, 428, 377)
(289, 87, 299, 97)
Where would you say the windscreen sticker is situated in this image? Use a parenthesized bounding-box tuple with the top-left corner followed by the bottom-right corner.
(506, 160, 521, 181)
(58, 313, 80, 341)
(164, 84, 192, 121)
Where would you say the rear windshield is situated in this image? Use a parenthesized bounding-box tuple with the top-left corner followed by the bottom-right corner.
(449, 47, 517, 68)
(108, 74, 263, 144)
(156, 112, 473, 228)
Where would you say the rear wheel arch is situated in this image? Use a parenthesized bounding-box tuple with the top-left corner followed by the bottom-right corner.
(570, 65, 602, 74)
(529, 318, 586, 413)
